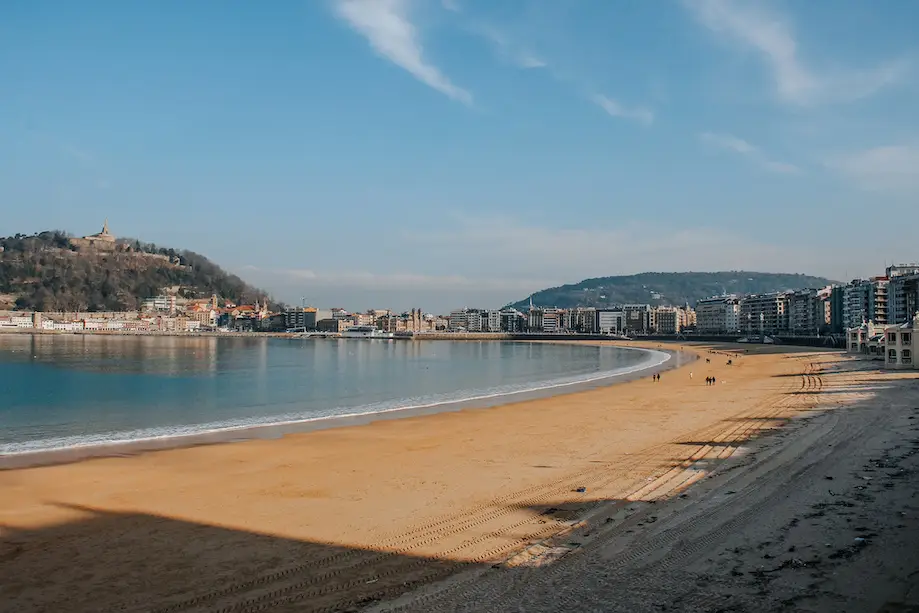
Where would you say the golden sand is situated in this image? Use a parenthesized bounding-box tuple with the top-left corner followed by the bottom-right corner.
(0, 342, 851, 612)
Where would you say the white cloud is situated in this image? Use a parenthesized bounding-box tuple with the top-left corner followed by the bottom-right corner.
(591, 94, 654, 126)
(699, 131, 799, 173)
(826, 145, 919, 191)
(683, 0, 908, 106)
(333, 0, 472, 105)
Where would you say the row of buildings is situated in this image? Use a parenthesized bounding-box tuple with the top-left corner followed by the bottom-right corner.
(446, 304, 696, 335)
(694, 264, 919, 337)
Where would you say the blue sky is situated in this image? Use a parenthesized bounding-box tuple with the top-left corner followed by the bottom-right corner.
(2, 0, 917, 312)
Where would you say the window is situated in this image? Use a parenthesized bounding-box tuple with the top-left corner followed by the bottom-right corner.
(902, 333, 912, 346)
(888, 333, 897, 343)
(904, 350, 912, 364)
(888, 349, 897, 361)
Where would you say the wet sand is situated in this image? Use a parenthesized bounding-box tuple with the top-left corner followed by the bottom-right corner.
(1, 342, 917, 612)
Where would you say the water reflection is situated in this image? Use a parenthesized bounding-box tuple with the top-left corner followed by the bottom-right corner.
(0, 334, 220, 376)
(0, 336, 662, 454)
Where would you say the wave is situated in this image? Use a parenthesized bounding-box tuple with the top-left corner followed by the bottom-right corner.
(0, 348, 670, 456)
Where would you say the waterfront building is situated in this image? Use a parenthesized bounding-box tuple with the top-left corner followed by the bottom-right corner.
(740, 292, 791, 335)
(568, 307, 597, 333)
(141, 295, 177, 315)
(284, 307, 332, 331)
(622, 304, 650, 334)
(541, 308, 562, 333)
(887, 265, 919, 325)
(847, 321, 886, 357)
(596, 309, 625, 334)
(788, 289, 821, 335)
(843, 277, 889, 329)
(527, 307, 542, 332)
(317, 318, 350, 332)
(884, 315, 918, 370)
(465, 309, 484, 332)
(482, 309, 501, 332)
(653, 306, 682, 334)
(448, 309, 468, 331)
(499, 309, 526, 332)
(695, 296, 741, 334)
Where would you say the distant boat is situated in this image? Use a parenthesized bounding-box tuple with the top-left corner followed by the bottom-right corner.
(341, 325, 394, 339)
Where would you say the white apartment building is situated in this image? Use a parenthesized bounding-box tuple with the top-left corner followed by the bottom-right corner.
(465, 309, 483, 332)
(885, 316, 917, 370)
(695, 297, 741, 334)
(596, 310, 625, 334)
(527, 308, 542, 332)
(448, 309, 468, 331)
(653, 306, 682, 334)
(541, 308, 562, 332)
(485, 309, 501, 332)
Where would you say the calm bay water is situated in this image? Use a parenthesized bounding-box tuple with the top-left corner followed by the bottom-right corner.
(0, 335, 666, 455)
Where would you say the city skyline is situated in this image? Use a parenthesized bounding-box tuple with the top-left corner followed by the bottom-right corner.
(2, 0, 918, 312)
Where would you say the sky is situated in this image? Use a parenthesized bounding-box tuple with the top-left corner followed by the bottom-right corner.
(2, 0, 918, 312)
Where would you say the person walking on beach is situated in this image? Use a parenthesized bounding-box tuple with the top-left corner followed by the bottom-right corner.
(690, 371, 693, 380)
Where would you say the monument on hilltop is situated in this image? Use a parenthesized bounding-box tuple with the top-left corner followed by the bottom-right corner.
(71, 219, 119, 251)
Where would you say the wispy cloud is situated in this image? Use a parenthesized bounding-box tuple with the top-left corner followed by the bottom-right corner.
(333, 0, 472, 105)
(254, 268, 544, 292)
(441, 0, 461, 13)
(405, 214, 843, 281)
(700, 131, 799, 173)
(590, 94, 654, 126)
(825, 145, 919, 192)
(473, 25, 546, 69)
(683, 0, 908, 106)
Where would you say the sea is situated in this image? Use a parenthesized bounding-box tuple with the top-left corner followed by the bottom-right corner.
(0, 334, 669, 456)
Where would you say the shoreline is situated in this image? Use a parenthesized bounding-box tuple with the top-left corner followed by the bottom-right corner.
(8, 342, 902, 613)
(0, 343, 694, 470)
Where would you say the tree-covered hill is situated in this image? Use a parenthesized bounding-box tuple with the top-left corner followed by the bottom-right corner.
(510, 271, 837, 309)
(0, 230, 270, 311)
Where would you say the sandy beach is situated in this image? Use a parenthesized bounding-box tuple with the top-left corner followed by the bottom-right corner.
(2, 341, 918, 612)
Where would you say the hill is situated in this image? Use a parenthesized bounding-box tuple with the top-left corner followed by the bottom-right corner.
(510, 272, 837, 309)
(0, 230, 270, 312)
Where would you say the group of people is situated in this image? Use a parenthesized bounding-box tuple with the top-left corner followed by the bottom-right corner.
(652, 373, 662, 382)
(705, 375, 717, 386)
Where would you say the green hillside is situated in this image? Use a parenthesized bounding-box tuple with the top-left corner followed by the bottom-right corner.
(0, 230, 270, 311)
(510, 271, 837, 309)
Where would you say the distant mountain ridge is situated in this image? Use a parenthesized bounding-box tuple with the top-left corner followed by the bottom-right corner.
(0, 229, 270, 312)
(510, 272, 837, 310)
